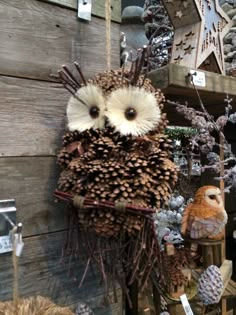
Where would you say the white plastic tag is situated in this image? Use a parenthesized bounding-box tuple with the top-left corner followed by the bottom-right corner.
(190, 70, 206, 87)
(180, 294, 194, 315)
(0, 235, 13, 254)
(14, 233, 24, 257)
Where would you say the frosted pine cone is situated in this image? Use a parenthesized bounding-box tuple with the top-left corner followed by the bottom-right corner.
(76, 302, 94, 315)
(198, 265, 223, 305)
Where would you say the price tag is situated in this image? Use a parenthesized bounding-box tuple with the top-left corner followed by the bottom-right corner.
(180, 294, 194, 315)
(0, 235, 13, 254)
(190, 70, 206, 87)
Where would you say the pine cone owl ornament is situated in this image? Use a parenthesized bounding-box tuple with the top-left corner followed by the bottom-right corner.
(55, 50, 178, 237)
(54, 51, 178, 296)
(181, 186, 227, 239)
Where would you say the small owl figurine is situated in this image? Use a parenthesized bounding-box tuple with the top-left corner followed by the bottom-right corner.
(181, 186, 227, 239)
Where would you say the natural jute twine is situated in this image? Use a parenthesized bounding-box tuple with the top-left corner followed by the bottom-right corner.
(105, 0, 112, 71)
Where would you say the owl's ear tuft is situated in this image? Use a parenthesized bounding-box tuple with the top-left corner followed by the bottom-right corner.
(105, 87, 161, 137)
(67, 84, 106, 132)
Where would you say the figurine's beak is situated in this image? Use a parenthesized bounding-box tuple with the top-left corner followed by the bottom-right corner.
(216, 195, 221, 204)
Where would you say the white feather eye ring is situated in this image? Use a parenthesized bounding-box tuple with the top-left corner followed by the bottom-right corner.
(66, 84, 106, 132)
(106, 87, 161, 136)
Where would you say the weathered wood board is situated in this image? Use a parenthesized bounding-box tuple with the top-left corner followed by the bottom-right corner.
(0, 75, 68, 157)
(39, 0, 121, 23)
(0, 157, 66, 237)
(0, 0, 120, 82)
(220, 260, 233, 298)
(148, 64, 236, 98)
(0, 231, 122, 315)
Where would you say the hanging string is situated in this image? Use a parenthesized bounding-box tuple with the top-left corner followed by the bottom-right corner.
(105, 0, 112, 71)
(12, 227, 19, 310)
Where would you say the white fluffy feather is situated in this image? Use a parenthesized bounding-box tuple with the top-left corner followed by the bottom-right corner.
(106, 87, 161, 136)
(67, 84, 105, 132)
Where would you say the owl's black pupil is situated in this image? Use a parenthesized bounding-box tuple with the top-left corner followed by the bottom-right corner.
(89, 106, 100, 119)
(125, 107, 137, 121)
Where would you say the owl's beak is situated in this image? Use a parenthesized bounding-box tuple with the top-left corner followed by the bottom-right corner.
(215, 194, 221, 204)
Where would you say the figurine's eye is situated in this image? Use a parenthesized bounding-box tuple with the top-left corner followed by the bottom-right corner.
(209, 195, 216, 200)
(67, 85, 105, 132)
(106, 87, 161, 137)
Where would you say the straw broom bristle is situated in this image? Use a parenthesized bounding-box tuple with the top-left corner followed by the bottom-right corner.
(0, 296, 75, 315)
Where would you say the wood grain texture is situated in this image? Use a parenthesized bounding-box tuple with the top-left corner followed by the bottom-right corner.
(0, 157, 66, 237)
(162, 0, 201, 29)
(171, 23, 201, 68)
(39, 0, 121, 23)
(0, 76, 69, 157)
(220, 260, 233, 297)
(168, 64, 236, 95)
(0, 0, 120, 81)
(0, 231, 122, 314)
(148, 64, 236, 125)
(149, 64, 236, 95)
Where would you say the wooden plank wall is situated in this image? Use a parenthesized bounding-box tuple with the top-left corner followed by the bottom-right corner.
(0, 0, 122, 313)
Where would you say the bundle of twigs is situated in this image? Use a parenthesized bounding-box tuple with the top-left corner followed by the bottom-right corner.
(54, 190, 156, 214)
(60, 201, 164, 308)
(55, 190, 156, 237)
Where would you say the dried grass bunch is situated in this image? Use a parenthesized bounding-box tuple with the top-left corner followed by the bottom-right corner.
(0, 296, 75, 315)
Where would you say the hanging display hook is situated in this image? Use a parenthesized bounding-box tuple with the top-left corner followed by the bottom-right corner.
(78, 0, 92, 21)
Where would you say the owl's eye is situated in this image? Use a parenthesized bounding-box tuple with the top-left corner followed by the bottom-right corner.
(106, 87, 161, 137)
(209, 195, 216, 200)
(66, 84, 105, 132)
(89, 106, 100, 119)
(125, 107, 137, 121)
